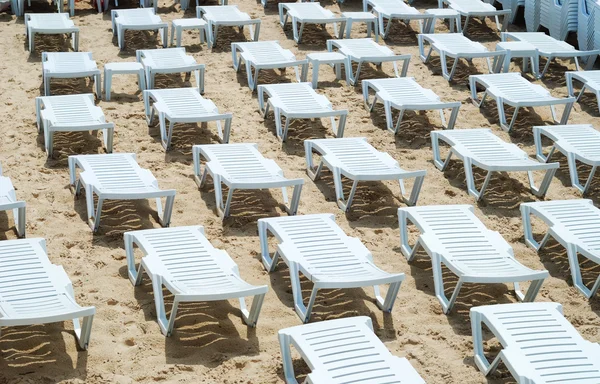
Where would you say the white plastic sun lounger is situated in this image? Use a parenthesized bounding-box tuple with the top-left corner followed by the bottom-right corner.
(365, 0, 433, 38)
(418, 33, 505, 82)
(279, 316, 425, 384)
(35, 94, 114, 158)
(257, 83, 347, 142)
(0, 164, 26, 238)
(470, 73, 575, 132)
(0, 238, 95, 350)
(502, 32, 600, 78)
(111, 9, 168, 51)
(362, 77, 461, 133)
(521, 199, 600, 298)
(471, 302, 600, 382)
(136, 48, 205, 94)
(68, 153, 176, 232)
(498, 0, 524, 24)
(432, 129, 559, 200)
(143, 88, 231, 150)
(279, 2, 345, 44)
(533, 125, 600, 194)
(305, 137, 426, 211)
(259, 214, 405, 323)
(25, 13, 79, 52)
(197, 5, 261, 49)
(566, 70, 600, 112)
(439, 0, 511, 33)
(398, 205, 548, 313)
(124, 226, 267, 336)
(41, 52, 101, 97)
(193, 143, 304, 218)
(327, 38, 410, 86)
(231, 41, 308, 91)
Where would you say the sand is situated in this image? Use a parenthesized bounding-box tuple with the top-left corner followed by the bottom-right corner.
(1, 0, 600, 383)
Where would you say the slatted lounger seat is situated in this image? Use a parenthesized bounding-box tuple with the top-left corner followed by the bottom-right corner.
(533, 124, 600, 193)
(418, 33, 506, 82)
(257, 83, 347, 142)
(258, 214, 406, 323)
(502, 32, 600, 78)
(521, 199, 600, 298)
(197, 5, 261, 49)
(362, 77, 461, 133)
(68, 153, 176, 232)
(231, 41, 308, 91)
(398, 205, 548, 313)
(279, 2, 345, 44)
(143, 88, 232, 150)
(111, 9, 168, 51)
(566, 70, 600, 112)
(439, 0, 511, 33)
(25, 13, 79, 52)
(305, 137, 426, 211)
(432, 129, 559, 200)
(124, 226, 268, 336)
(471, 302, 600, 382)
(279, 317, 425, 384)
(136, 48, 205, 94)
(0, 164, 26, 238)
(41, 52, 101, 97)
(470, 73, 575, 132)
(35, 94, 114, 158)
(0, 238, 95, 350)
(192, 143, 304, 218)
(327, 38, 411, 85)
(364, 0, 433, 38)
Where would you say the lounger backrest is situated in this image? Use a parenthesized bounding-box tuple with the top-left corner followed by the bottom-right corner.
(437, 129, 527, 163)
(75, 154, 149, 191)
(308, 137, 397, 173)
(43, 52, 94, 71)
(128, 226, 236, 283)
(371, 0, 419, 14)
(138, 48, 187, 67)
(199, 5, 249, 21)
(116, 8, 156, 20)
(263, 83, 325, 110)
(41, 94, 97, 124)
(525, 199, 600, 254)
(367, 78, 435, 102)
(426, 33, 487, 53)
(262, 214, 371, 266)
(285, 2, 331, 17)
(504, 32, 576, 52)
(200, 143, 275, 181)
(148, 88, 211, 115)
(537, 124, 600, 159)
(473, 73, 548, 100)
(27, 13, 72, 28)
(240, 41, 290, 64)
(280, 316, 409, 382)
(333, 38, 390, 57)
(447, 0, 495, 11)
(0, 238, 70, 318)
(401, 205, 511, 257)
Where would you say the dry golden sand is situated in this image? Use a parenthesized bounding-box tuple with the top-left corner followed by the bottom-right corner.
(1, 0, 600, 383)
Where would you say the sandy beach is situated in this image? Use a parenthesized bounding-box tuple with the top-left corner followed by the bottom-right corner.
(1, 0, 600, 383)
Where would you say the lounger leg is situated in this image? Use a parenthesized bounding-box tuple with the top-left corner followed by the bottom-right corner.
(558, 102, 574, 125)
(239, 291, 266, 327)
(45, 130, 54, 158)
(519, 278, 544, 302)
(73, 313, 94, 350)
(348, 62, 362, 86)
(156, 195, 174, 227)
(44, 75, 51, 96)
(283, 183, 302, 215)
(85, 192, 103, 232)
(589, 275, 600, 298)
(374, 280, 402, 312)
(445, 105, 460, 130)
(528, 167, 556, 197)
(13, 205, 25, 238)
(462, 16, 470, 34)
(103, 127, 114, 153)
(464, 160, 492, 201)
(497, 101, 513, 131)
(278, 333, 299, 384)
(399, 174, 424, 206)
(333, 113, 346, 137)
(432, 253, 462, 314)
(566, 245, 592, 298)
(221, 117, 232, 143)
(287, 262, 314, 323)
(392, 109, 406, 134)
(431, 133, 453, 170)
(152, 275, 179, 336)
(222, 187, 234, 218)
(398, 210, 423, 261)
(258, 221, 281, 272)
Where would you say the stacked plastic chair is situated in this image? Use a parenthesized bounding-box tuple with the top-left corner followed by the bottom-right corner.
(526, 0, 578, 40)
(578, 0, 599, 51)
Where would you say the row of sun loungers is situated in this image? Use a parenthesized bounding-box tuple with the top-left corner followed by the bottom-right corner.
(4, 205, 600, 382)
